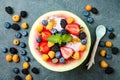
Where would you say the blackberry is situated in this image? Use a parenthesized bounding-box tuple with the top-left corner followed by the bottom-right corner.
(14, 75, 22, 80)
(105, 67, 114, 74)
(22, 69, 29, 75)
(91, 7, 98, 14)
(59, 42, 66, 47)
(111, 47, 119, 55)
(5, 6, 13, 14)
(61, 29, 68, 34)
(9, 47, 18, 54)
(78, 32, 86, 39)
(31, 67, 39, 74)
(109, 32, 115, 39)
(20, 11, 27, 18)
(11, 23, 20, 31)
(51, 44, 60, 52)
(60, 19, 67, 28)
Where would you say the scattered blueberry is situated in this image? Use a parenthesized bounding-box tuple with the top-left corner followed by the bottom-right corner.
(15, 32, 22, 39)
(24, 56, 30, 62)
(31, 67, 39, 74)
(14, 75, 22, 80)
(42, 20, 48, 26)
(107, 26, 114, 32)
(105, 67, 114, 74)
(91, 7, 98, 14)
(22, 31, 28, 37)
(78, 32, 86, 39)
(4, 22, 11, 29)
(20, 49, 27, 56)
(83, 11, 90, 17)
(59, 57, 66, 63)
(13, 67, 19, 74)
(20, 11, 27, 18)
(5, 6, 13, 14)
(105, 53, 112, 59)
(51, 28, 58, 34)
(11, 23, 20, 31)
(81, 39, 87, 44)
(99, 41, 105, 47)
(22, 69, 29, 75)
(61, 29, 68, 34)
(36, 37, 41, 43)
(111, 47, 119, 55)
(1, 47, 8, 53)
(109, 32, 115, 39)
(60, 19, 67, 28)
(19, 42, 26, 48)
(58, 31, 62, 35)
(87, 17, 94, 24)
(9, 47, 18, 54)
(55, 51, 61, 58)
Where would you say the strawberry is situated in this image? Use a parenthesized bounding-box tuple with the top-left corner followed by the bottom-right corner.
(65, 23, 80, 35)
(39, 42, 50, 54)
(40, 29, 52, 41)
(60, 47, 74, 59)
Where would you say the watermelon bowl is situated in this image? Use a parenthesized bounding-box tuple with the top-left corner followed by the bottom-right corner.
(29, 10, 91, 72)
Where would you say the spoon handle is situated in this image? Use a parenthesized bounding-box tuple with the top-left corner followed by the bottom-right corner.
(87, 38, 100, 70)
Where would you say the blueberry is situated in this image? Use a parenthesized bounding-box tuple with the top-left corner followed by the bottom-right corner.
(5, 6, 13, 14)
(36, 37, 41, 43)
(105, 53, 112, 59)
(51, 44, 60, 52)
(105, 67, 114, 74)
(20, 49, 27, 56)
(20, 11, 27, 18)
(61, 29, 68, 34)
(111, 47, 119, 55)
(22, 31, 28, 37)
(83, 11, 90, 17)
(11, 23, 20, 31)
(58, 31, 62, 35)
(60, 19, 67, 28)
(91, 7, 98, 14)
(4, 22, 11, 29)
(87, 17, 94, 24)
(42, 20, 48, 26)
(14, 75, 22, 80)
(31, 67, 39, 74)
(59, 57, 66, 63)
(22, 69, 29, 75)
(99, 41, 105, 47)
(13, 67, 19, 74)
(55, 51, 61, 58)
(15, 32, 22, 39)
(107, 26, 114, 32)
(81, 39, 87, 44)
(24, 56, 30, 62)
(109, 32, 115, 39)
(78, 32, 86, 39)
(51, 28, 58, 34)
(9, 47, 18, 54)
(19, 42, 26, 48)
(1, 47, 8, 53)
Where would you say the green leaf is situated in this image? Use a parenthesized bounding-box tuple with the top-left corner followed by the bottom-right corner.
(47, 34, 61, 43)
(62, 34, 72, 43)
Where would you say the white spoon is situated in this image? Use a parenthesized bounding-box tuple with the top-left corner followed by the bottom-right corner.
(87, 25, 106, 70)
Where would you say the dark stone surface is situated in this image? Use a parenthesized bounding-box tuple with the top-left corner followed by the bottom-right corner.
(0, 0, 120, 80)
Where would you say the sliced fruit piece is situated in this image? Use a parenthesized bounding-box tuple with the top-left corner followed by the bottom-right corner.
(65, 23, 80, 35)
(66, 17, 74, 24)
(41, 30, 52, 41)
(36, 24, 43, 32)
(60, 47, 74, 59)
(48, 51, 55, 59)
(42, 54, 49, 61)
(72, 52, 80, 60)
(39, 42, 50, 54)
(79, 45, 86, 51)
(47, 41, 55, 47)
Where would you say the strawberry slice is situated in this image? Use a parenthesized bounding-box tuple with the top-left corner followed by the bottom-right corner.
(65, 23, 80, 35)
(39, 42, 50, 54)
(60, 47, 74, 59)
(41, 29, 52, 41)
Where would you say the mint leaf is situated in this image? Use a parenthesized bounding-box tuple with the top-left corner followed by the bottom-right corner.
(47, 34, 61, 43)
(62, 34, 72, 43)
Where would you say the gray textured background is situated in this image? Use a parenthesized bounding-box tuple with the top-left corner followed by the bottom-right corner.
(0, 0, 120, 80)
